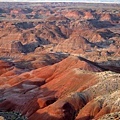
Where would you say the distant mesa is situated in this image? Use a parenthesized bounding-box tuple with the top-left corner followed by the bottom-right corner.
(54, 34, 91, 53)
(100, 13, 112, 21)
(64, 10, 81, 19)
(84, 11, 94, 20)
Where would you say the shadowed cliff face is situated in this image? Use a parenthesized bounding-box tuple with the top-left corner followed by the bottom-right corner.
(0, 2, 120, 120)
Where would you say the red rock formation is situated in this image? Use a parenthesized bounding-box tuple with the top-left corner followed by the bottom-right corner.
(0, 56, 103, 119)
(10, 9, 21, 14)
(0, 60, 14, 75)
(54, 34, 91, 53)
(64, 10, 81, 19)
(0, 3, 120, 120)
(100, 13, 112, 21)
(84, 11, 94, 20)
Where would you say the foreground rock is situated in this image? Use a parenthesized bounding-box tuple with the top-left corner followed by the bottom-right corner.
(0, 56, 119, 120)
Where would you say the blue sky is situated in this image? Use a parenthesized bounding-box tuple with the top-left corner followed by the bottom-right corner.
(0, 0, 120, 3)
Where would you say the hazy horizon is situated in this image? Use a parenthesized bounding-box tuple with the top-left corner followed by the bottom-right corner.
(0, 0, 120, 3)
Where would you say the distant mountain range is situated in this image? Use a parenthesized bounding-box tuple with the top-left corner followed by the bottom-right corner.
(0, 0, 120, 3)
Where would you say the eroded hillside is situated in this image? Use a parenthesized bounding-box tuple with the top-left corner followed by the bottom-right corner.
(0, 2, 120, 120)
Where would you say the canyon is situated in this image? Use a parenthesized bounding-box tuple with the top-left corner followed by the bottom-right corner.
(0, 2, 120, 120)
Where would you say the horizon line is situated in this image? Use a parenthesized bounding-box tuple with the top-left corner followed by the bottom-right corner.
(0, 1, 120, 3)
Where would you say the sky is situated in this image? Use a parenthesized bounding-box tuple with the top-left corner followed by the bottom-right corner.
(0, 0, 120, 3)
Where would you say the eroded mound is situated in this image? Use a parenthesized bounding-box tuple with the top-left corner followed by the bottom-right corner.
(0, 56, 119, 120)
